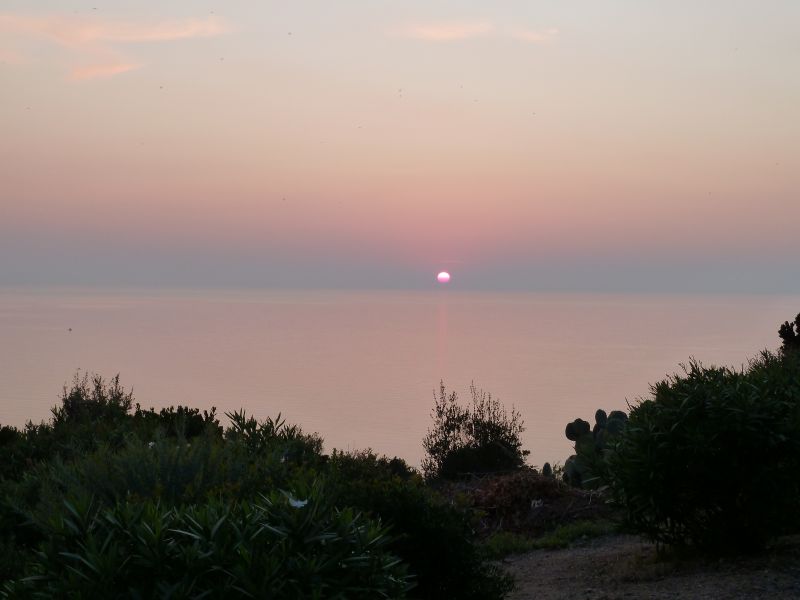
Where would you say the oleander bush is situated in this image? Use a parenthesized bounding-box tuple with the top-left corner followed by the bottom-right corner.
(0, 414, 327, 585)
(607, 351, 800, 552)
(328, 450, 514, 600)
(2, 411, 324, 527)
(132, 403, 223, 439)
(3, 489, 411, 599)
(422, 382, 528, 480)
(0, 373, 514, 598)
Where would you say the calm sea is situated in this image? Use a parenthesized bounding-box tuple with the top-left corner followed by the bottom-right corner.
(1, 288, 798, 466)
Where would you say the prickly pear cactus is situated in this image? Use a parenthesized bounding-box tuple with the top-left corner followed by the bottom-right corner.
(565, 418, 591, 441)
(595, 409, 608, 427)
(563, 408, 627, 488)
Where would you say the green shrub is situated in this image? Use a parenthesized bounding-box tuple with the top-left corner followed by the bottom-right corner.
(0, 426, 20, 447)
(422, 382, 528, 480)
(533, 519, 616, 549)
(607, 352, 800, 552)
(0, 492, 29, 583)
(132, 403, 223, 439)
(0, 374, 515, 598)
(0, 373, 226, 481)
(482, 531, 537, 558)
(0, 426, 25, 481)
(52, 372, 133, 427)
(5, 487, 411, 599)
(0, 374, 137, 478)
(483, 520, 617, 558)
(0, 409, 326, 582)
(224, 409, 324, 465)
(6, 426, 324, 530)
(328, 450, 514, 600)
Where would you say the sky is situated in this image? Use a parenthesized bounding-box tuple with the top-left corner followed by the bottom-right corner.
(1, 1, 798, 292)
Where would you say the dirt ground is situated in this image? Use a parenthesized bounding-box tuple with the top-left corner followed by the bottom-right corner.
(504, 534, 800, 600)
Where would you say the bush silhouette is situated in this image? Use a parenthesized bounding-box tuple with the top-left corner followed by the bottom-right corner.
(422, 382, 528, 479)
(779, 312, 800, 354)
(0, 372, 513, 598)
(607, 353, 800, 552)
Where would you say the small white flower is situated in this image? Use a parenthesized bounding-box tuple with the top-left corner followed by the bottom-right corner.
(288, 497, 308, 509)
(148, 441, 155, 449)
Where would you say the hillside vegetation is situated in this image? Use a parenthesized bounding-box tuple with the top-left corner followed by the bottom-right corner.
(1, 313, 799, 597)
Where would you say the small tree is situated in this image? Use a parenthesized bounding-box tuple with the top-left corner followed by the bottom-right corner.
(52, 372, 133, 426)
(422, 382, 528, 479)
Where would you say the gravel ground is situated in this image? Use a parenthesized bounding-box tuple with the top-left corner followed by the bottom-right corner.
(504, 534, 800, 600)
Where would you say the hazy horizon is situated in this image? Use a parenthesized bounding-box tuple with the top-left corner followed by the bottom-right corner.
(2, 1, 798, 292)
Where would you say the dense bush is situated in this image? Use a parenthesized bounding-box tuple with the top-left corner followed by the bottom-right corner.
(132, 403, 223, 439)
(0, 373, 224, 482)
(328, 450, 514, 600)
(0, 427, 24, 481)
(4, 489, 410, 599)
(563, 409, 627, 488)
(607, 352, 800, 552)
(422, 382, 528, 479)
(0, 373, 514, 597)
(0, 413, 327, 584)
(53, 372, 133, 426)
(224, 409, 324, 466)
(0, 374, 136, 480)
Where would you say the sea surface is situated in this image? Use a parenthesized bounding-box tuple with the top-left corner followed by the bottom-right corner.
(1, 288, 798, 466)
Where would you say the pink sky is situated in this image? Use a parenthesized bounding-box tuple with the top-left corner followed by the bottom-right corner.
(1, 2, 798, 290)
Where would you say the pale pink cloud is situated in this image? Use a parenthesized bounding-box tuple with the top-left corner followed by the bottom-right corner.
(0, 14, 231, 46)
(402, 21, 494, 41)
(0, 48, 26, 64)
(0, 13, 231, 80)
(510, 27, 560, 44)
(70, 62, 141, 81)
(398, 21, 559, 44)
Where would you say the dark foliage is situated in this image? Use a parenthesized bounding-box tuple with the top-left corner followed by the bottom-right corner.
(132, 403, 223, 439)
(607, 352, 800, 552)
(0, 372, 513, 598)
(224, 409, 324, 466)
(328, 450, 514, 600)
(422, 382, 528, 480)
(52, 372, 133, 426)
(470, 470, 613, 537)
(0, 373, 222, 481)
(563, 409, 627, 488)
(5, 491, 410, 599)
(779, 312, 800, 354)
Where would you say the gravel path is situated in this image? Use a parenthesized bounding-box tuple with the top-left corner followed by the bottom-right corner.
(504, 534, 800, 600)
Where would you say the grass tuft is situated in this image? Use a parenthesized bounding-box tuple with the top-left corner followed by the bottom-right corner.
(483, 519, 617, 559)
